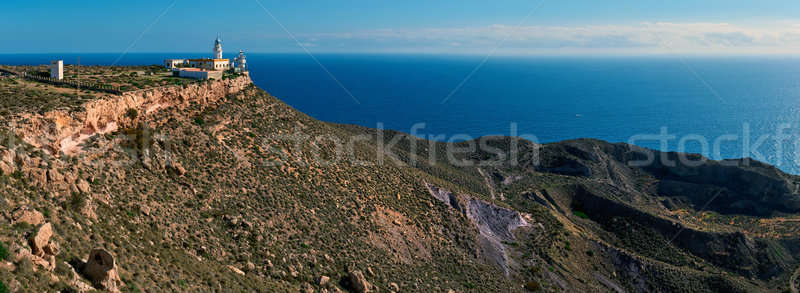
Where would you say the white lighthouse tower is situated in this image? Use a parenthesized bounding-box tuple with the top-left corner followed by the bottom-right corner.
(213, 35, 223, 59)
(234, 50, 247, 73)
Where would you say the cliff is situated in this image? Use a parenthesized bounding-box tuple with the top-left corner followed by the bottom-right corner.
(10, 75, 252, 156)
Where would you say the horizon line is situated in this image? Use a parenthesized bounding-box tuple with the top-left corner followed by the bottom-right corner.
(3, 51, 800, 58)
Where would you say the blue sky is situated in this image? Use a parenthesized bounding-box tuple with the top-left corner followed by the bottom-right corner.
(3, 0, 800, 55)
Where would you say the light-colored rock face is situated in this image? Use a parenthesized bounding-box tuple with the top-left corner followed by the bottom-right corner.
(29, 222, 53, 257)
(12, 206, 44, 226)
(424, 182, 532, 276)
(11, 76, 252, 156)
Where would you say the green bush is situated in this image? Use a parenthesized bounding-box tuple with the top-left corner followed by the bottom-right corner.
(0, 242, 8, 261)
(0, 280, 7, 293)
(126, 108, 138, 120)
(573, 211, 589, 219)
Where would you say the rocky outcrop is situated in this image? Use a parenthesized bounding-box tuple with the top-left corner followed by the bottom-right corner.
(29, 222, 53, 257)
(10, 75, 251, 156)
(345, 270, 372, 293)
(425, 183, 531, 275)
(82, 248, 122, 293)
(11, 206, 44, 226)
(16, 222, 59, 272)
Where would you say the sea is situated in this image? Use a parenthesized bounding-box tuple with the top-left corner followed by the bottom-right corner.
(3, 53, 800, 174)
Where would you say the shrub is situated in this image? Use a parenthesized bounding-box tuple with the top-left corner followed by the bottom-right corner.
(0, 241, 8, 261)
(126, 108, 138, 120)
(0, 280, 7, 293)
(573, 211, 589, 219)
(68, 192, 88, 211)
(585, 250, 594, 257)
(524, 281, 541, 291)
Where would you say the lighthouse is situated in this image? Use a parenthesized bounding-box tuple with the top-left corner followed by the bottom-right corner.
(213, 35, 223, 59)
(234, 50, 247, 73)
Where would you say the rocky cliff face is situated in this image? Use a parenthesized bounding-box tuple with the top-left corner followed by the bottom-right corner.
(9, 76, 251, 156)
(0, 76, 252, 200)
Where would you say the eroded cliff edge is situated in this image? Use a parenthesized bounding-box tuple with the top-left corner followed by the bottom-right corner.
(9, 75, 252, 156)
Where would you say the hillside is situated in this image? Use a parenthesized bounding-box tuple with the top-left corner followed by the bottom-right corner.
(0, 72, 798, 292)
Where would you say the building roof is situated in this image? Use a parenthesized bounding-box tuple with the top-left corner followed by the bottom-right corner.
(176, 68, 208, 72)
(188, 58, 229, 62)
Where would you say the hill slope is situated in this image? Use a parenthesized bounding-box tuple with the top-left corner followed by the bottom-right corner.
(0, 77, 798, 292)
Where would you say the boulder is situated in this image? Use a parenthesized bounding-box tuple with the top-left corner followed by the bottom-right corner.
(28, 222, 53, 257)
(77, 179, 91, 194)
(44, 241, 60, 256)
(227, 265, 245, 276)
(168, 161, 186, 176)
(83, 248, 122, 293)
(245, 261, 256, 272)
(0, 161, 12, 175)
(347, 270, 372, 293)
(12, 206, 44, 226)
(316, 275, 330, 286)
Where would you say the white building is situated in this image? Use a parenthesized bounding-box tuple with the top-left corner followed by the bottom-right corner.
(164, 36, 244, 79)
(233, 50, 247, 73)
(213, 35, 223, 59)
(164, 59, 187, 69)
(50, 60, 63, 80)
(187, 58, 229, 70)
(173, 68, 222, 80)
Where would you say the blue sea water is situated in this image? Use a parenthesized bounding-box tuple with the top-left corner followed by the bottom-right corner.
(3, 53, 800, 173)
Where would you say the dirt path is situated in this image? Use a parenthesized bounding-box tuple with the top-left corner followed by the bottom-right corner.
(791, 266, 800, 293)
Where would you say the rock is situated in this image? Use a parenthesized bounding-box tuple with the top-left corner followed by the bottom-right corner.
(0, 161, 12, 175)
(11, 206, 44, 226)
(83, 248, 122, 293)
(63, 261, 95, 293)
(47, 168, 64, 183)
(389, 282, 400, 292)
(80, 201, 97, 220)
(77, 179, 91, 194)
(28, 222, 53, 257)
(316, 275, 330, 286)
(14, 245, 54, 272)
(245, 261, 256, 272)
(44, 241, 60, 256)
(347, 270, 372, 293)
(139, 205, 151, 216)
(168, 161, 186, 176)
(301, 283, 314, 293)
(227, 265, 245, 276)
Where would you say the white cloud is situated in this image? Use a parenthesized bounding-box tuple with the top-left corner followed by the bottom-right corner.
(295, 21, 800, 54)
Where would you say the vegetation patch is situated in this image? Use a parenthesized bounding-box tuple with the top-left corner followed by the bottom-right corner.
(0, 241, 8, 261)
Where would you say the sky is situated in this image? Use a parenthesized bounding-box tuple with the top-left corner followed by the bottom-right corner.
(3, 0, 800, 55)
